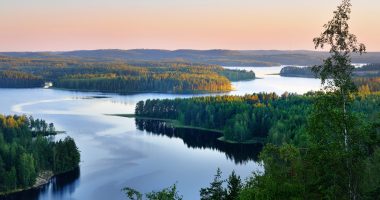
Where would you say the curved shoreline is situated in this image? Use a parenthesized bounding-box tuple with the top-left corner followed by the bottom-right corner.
(0, 168, 79, 197)
(109, 114, 265, 144)
(0, 171, 53, 197)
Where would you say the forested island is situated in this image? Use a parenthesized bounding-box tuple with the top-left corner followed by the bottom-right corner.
(0, 56, 255, 93)
(0, 115, 80, 196)
(280, 63, 380, 78)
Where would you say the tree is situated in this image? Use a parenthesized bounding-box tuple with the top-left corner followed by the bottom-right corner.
(200, 168, 226, 200)
(123, 184, 182, 200)
(17, 153, 37, 187)
(48, 123, 55, 133)
(0, 115, 80, 194)
(145, 184, 183, 200)
(123, 187, 143, 200)
(309, 0, 366, 199)
(362, 148, 380, 199)
(239, 144, 304, 200)
(225, 171, 242, 200)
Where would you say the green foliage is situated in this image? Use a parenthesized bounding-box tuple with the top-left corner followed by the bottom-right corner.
(310, 0, 368, 199)
(123, 184, 182, 200)
(305, 93, 369, 199)
(199, 169, 243, 200)
(17, 153, 37, 187)
(280, 66, 316, 78)
(0, 114, 80, 194)
(203, 2, 380, 200)
(200, 168, 226, 200)
(239, 144, 304, 200)
(0, 57, 255, 93)
(122, 187, 143, 200)
(135, 93, 315, 143)
(0, 70, 43, 88)
(145, 184, 183, 200)
(135, 92, 380, 144)
(217, 69, 255, 81)
(225, 171, 242, 200)
(53, 137, 80, 174)
(362, 148, 380, 199)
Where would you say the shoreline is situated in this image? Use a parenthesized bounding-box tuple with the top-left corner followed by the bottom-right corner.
(108, 114, 224, 133)
(0, 168, 79, 197)
(0, 171, 54, 197)
(109, 114, 265, 144)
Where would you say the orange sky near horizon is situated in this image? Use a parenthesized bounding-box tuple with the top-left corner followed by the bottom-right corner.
(0, 0, 379, 52)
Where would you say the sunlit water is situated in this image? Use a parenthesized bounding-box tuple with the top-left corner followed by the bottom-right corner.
(0, 67, 322, 200)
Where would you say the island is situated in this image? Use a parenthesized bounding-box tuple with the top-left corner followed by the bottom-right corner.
(280, 64, 380, 93)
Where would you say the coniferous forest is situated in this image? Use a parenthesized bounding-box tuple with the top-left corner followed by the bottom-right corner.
(126, 1, 380, 199)
(135, 92, 380, 145)
(1, 0, 380, 199)
(0, 115, 80, 195)
(0, 57, 255, 93)
(280, 64, 380, 93)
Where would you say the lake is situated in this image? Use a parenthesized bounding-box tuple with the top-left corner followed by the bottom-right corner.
(0, 66, 322, 200)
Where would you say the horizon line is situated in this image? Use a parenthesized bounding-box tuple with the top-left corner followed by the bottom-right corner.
(2, 48, 376, 53)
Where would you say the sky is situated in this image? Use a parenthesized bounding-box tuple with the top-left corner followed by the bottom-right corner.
(0, 0, 379, 52)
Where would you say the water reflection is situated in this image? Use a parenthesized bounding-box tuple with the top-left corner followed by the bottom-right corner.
(135, 119, 262, 164)
(2, 168, 80, 200)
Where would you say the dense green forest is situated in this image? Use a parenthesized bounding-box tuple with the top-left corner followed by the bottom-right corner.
(124, 1, 380, 199)
(0, 56, 255, 93)
(0, 115, 80, 195)
(0, 71, 44, 88)
(135, 92, 380, 144)
(279, 66, 316, 78)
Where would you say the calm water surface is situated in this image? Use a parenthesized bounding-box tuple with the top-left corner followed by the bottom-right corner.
(0, 67, 322, 200)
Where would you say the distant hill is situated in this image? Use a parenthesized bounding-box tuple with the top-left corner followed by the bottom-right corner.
(280, 63, 380, 78)
(1, 49, 380, 66)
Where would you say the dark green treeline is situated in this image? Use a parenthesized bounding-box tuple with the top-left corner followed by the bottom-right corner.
(135, 92, 380, 145)
(0, 115, 80, 194)
(0, 57, 255, 93)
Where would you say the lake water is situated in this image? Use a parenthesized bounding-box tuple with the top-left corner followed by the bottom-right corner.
(0, 67, 322, 200)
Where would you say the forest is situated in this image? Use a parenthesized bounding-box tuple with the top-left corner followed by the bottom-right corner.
(135, 92, 380, 145)
(280, 63, 380, 78)
(0, 57, 255, 93)
(0, 115, 80, 195)
(281, 63, 380, 77)
(128, 93, 380, 195)
(280, 64, 380, 93)
(0, 71, 44, 88)
(127, 1, 380, 199)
